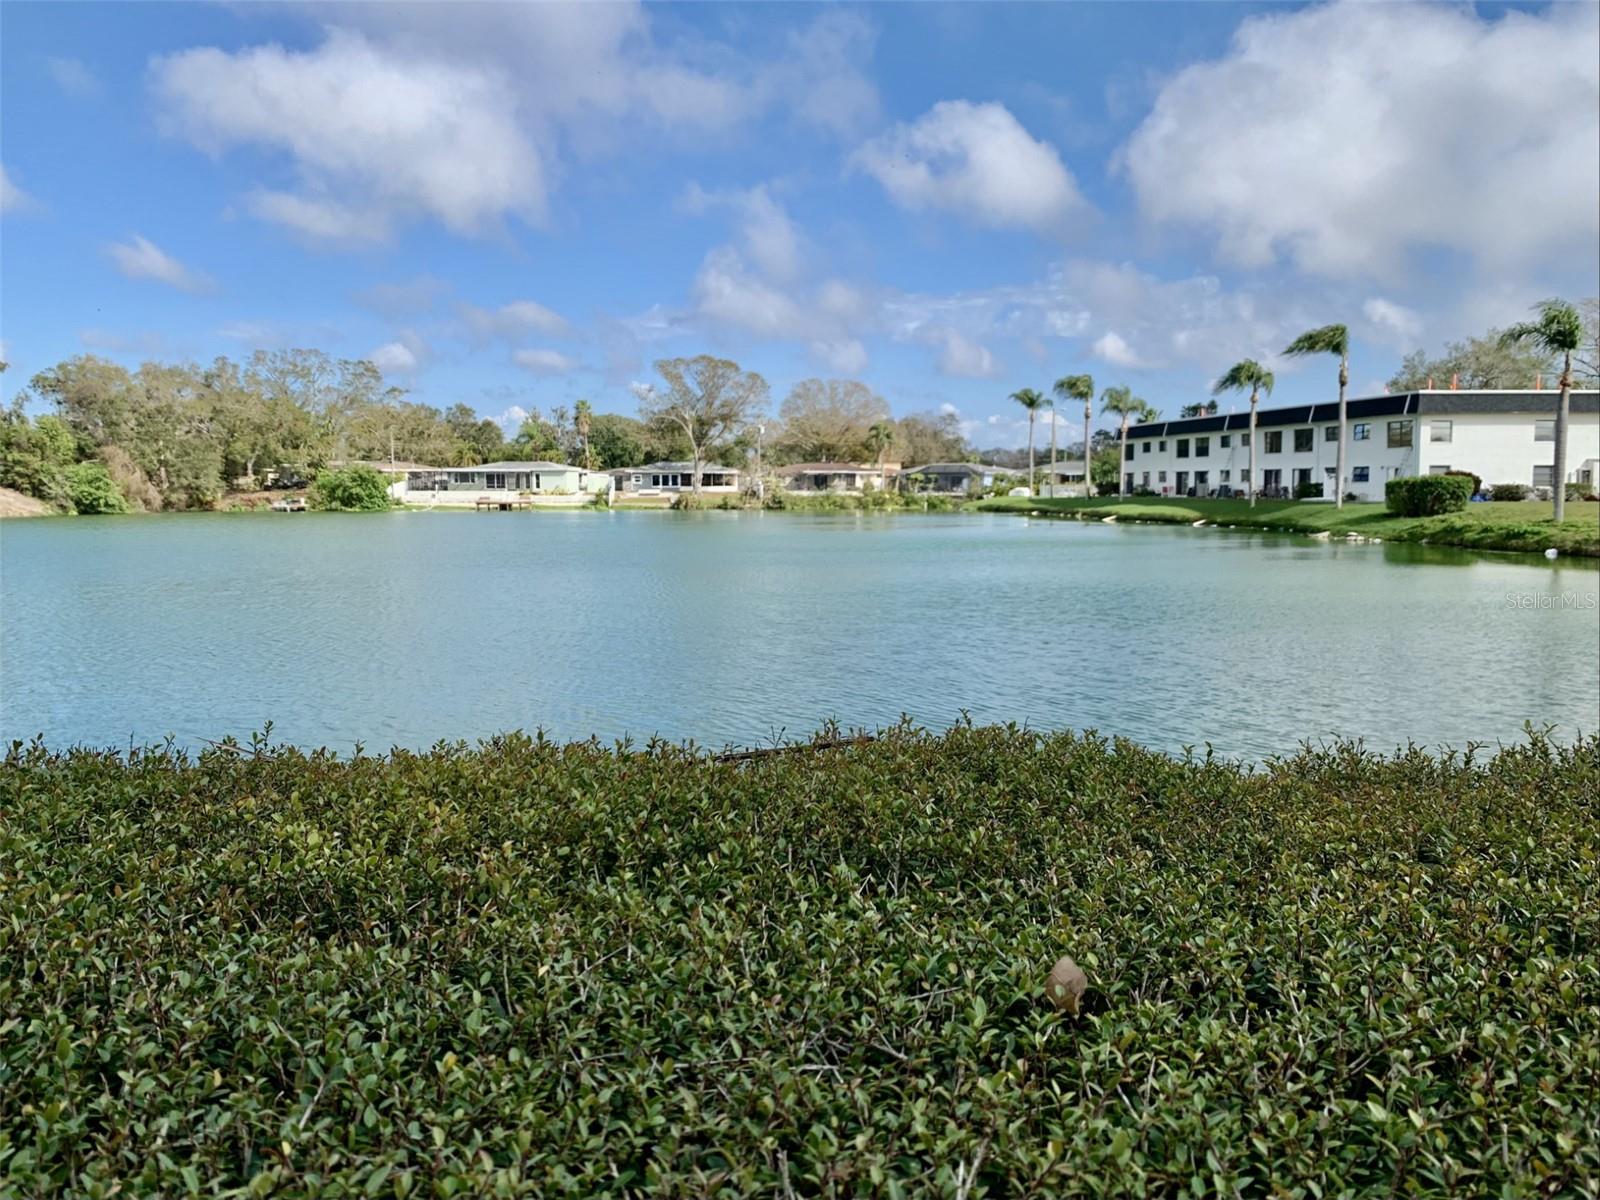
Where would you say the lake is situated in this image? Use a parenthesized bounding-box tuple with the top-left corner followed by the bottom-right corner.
(2, 510, 1596, 758)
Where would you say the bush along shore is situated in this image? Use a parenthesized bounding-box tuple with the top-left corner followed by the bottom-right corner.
(4, 724, 1597, 1197)
(977, 495, 1600, 557)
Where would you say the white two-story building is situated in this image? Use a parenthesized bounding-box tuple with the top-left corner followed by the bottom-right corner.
(1121, 389, 1600, 501)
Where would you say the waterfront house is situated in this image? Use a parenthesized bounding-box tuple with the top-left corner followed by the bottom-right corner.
(608, 462, 742, 495)
(777, 462, 898, 492)
(1121, 389, 1600, 501)
(395, 461, 610, 505)
(899, 463, 1019, 495)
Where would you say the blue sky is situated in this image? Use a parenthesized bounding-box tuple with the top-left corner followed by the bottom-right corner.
(2, 1, 1596, 446)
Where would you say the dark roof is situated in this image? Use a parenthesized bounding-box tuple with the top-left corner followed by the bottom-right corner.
(903, 462, 1012, 476)
(1127, 390, 1599, 440)
(608, 462, 740, 475)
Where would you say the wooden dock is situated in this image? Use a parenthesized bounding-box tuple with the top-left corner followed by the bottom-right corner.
(474, 495, 534, 511)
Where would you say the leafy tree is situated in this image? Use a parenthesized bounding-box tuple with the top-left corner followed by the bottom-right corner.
(308, 465, 393, 512)
(775, 379, 889, 463)
(63, 462, 129, 514)
(1283, 324, 1350, 509)
(511, 412, 563, 459)
(1387, 330, 1556, 393)
(1577, 297, 1599, 387)
(585, 413, 647, 470)
(1009, 387, 1047, 487)
(574, 400, 595, 469)
(0, 403, 75, 507)
(1054, 374, 1095, 497)
(1089, 445, 1122, 495)
(1100, 385, 1156, 497)
(894, 410, 967, 466)
(444, 404, 505, 465)
(1212, 359, 1275, 508)
(640, 356, 769, 495)
(1179, 400, 1220, 418)
(865, 420, 894, 489)
(1502, 299, 1585, 521)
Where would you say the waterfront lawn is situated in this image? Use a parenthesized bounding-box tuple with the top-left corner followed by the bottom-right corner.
(4, 726, 1597, 1197)
(977, 495, 1600, 556)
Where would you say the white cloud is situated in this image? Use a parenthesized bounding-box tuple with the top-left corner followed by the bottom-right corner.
(811, 339, 869, 374)
(1121, 1, 1600, 278)
(149, 7, 882, 246)
(1362, 298, 1423, 347)
(512, 348, 578, 376)
(1091, 331, 1146, 369)
(492, 405, 529, 433)
(461, 300, 571, 342)
(932, 329, 999, 379)
(852, 100, 1086, 233)
(152, 29, 544, 239)
(692, 246, 807, 338)
(683, 184, 805, 284)
(247, 191, 390, 245)
(104, 235, 212, 293)
(370, 331, 427, 376)
(46, 56, 101, 99)
(0, 164, 34, 213)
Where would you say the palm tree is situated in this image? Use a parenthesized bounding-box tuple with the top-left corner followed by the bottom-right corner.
(1211, 359, 1275, 508)
(1054, 374, 1094, 497)
(866, 420, 895, 492)
(1100, 385, 1155, 497)
(1010, 387, 1048, 491)
(1502, 299, 1584, 522)
(573, 399, 594, 470)
(1282, 324, 1350, 508)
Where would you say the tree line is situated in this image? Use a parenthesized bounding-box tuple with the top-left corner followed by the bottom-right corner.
(0, 350, 970, 511)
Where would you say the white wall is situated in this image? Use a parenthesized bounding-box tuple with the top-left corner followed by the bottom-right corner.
(1415, 411, 1600, 488)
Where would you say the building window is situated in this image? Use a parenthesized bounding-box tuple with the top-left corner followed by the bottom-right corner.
(1158, 470, 1167, 483)
(1159, 440, 1167, 452)
(1532, 465, 1554, 487)
(1141, 472, 1150, 487)
(1220, 434, 1231, 448)
(1240, 432, 1250, 448)
(1325, 426, 1338, 442)
(1220, 469, 1231, 482)
(1352, 466, 1370, 482)
(1387, 420, 1413, 448)
(1534, 419, 1554, 441)
(1124, 442, 1135, 461)
(1140, 441, 1148, 454)
(1429, 465, 1452, 475)
(485, 472, 506, 490)
(1294, 428, 1313, 453)
(1265, 431, 1283, 454)
(1430, 420, 1452, 443)
(1176, 438, 1190, 458)
(1196, 436, 1210, 457)
(632, 474, 642, 485)
(1353, 422, 1371, 441)
(1195, 471, 1209, 489)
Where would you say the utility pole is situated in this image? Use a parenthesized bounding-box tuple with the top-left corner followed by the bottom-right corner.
(755, 424, 765, 503)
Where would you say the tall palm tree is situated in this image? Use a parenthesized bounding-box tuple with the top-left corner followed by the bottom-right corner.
(1100, 385, 1156, 497)
(1055, 373, 1094, 497)
(573, 399, 594, 470)
(1282, 324, 1350, 508)
(1010, 387, 1048, 491)
(1502, 299, 1584, 521)
(865, 420, 895, 491)
(1211, 359, 1275, 508)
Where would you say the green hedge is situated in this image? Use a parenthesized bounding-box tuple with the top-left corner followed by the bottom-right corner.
(1385, 474, 1473, 516)
(3, 726, 1597, 1197)
(309, 464, 394, 512)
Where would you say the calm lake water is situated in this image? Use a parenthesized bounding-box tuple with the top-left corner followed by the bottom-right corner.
(2, 511, 1597, 758)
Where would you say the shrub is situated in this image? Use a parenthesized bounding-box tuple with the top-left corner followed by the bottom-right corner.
(1442, 469, 1482, 495)
(62, 462, 130, 514)
(1293, 480, 1324, 499)
(308, 464, 394, 511)
(100, 445, 164, 511)
(1386, 474, 1473, 516)
(2, 726, 1596, 1197)
(1490, 482, 1530, 501)
(1564, 482, 1593, 503)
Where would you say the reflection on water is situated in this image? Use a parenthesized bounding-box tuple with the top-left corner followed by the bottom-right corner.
(3, 511, 1596, 758)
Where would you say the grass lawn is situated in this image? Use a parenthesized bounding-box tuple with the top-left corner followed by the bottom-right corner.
(976, 495, 1600, 557)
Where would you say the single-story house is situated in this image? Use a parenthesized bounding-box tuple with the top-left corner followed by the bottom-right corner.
(899, 463, 1021, 495)
(778, 462, 898, 492)
(609, 462, 742, 494)
(396, 460, 610, 503)
(1037, 463, 1091, 498)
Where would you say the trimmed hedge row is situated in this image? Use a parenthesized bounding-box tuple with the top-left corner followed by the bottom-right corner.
(1386, 474, 1474, 516)
(3, 726, 1598, 1197)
